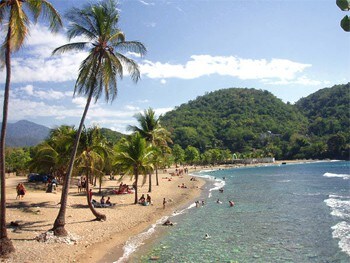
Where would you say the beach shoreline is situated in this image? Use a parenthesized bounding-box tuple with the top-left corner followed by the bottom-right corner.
(2, 159, 319, 263)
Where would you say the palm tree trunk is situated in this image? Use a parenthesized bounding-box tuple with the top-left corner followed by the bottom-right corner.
(134, 166, 139, 204)
(0, 26, 15, 255)
(85, 165, 106, 221)
(148, 173, 152, 192)
(52, 89, 94, 236)
(155, 165, 159, 186)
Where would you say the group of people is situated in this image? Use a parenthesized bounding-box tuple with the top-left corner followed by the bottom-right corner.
(16, 183, 26, 199)
(113, 182, 134, 195)
(138, 194, 152, 206)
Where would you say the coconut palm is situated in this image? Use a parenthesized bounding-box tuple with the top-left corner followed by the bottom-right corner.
(76, 126, 109, 221)
(0, 0, 62, 254)
(51, 0, 146, 236)
(114, 132, 153, 204)
(29, 125, 76, 182)
(128, 108, 171, 190)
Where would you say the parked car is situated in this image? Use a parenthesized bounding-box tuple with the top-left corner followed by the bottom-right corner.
(27, 173, 49, 183)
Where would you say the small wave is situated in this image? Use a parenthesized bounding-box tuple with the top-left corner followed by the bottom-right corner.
(323, 172, 350, 180)
(324, 198, 350, 220)
(331, 221, 350, 256)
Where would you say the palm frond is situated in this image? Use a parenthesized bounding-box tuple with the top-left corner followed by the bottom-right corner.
(114, 52, 141, 83)
(115, 41, 147, 58)
(9, 2, 29, 52)
(52, 42, 89, 55)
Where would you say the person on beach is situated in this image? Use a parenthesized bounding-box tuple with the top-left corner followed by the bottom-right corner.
(77, 177, 82, 193)
(106, 196, 112, 206)
(146, 194, 151, 205)
(16, 183, 26, 199)
(100, 196, 105, 206)
(163, 198, 166, 209)
(163, 219, 174, 226)
(139, 194, 145, 204)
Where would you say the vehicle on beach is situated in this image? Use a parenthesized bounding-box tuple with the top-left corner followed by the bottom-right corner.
(27, 173, 49, 183)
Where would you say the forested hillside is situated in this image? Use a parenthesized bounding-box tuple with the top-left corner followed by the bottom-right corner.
(295, 83, 350, 159)
(161, 85, 349, 160)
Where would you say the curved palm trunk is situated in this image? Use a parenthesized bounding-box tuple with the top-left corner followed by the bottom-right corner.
(52, 89, 94, 236)
(85, 167, 106, 221)
(0, 27, 15, 255)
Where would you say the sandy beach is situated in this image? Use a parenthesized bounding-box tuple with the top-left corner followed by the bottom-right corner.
(1, 160, 308, 263)
(2, 167, 205, 263)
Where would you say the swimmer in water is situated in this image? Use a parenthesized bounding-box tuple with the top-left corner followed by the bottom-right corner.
(204, 233, 210, 239)
(216, 199, 222, 204)
(229, 200, 235, 207)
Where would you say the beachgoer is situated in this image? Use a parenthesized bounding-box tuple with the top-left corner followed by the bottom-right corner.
(106, 196, 112, 206)
(229, 200, 235, 207)
(146, 194, 151, 205)
(100, 196, 105, 205)
(139, 194, 145, 204)
(204, 233, 210, 239)
(163, 219, 173, 226)
(163, 198, 166, 209)
(216, 199, 222, 204)
(16, 183, 26, 199)
(77, 177, 82, 193)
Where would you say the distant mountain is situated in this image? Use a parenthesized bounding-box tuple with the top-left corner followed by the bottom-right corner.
(4, 120, 51, 147)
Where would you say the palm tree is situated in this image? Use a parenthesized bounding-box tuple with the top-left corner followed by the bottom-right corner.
(128, 108, 171, 190)
(0, 0, 62, 255)
(29, 125, 76, 182)
(76, 126, 108, 221)
(114, 132, 153, 204)
(51, 0, 146, 236)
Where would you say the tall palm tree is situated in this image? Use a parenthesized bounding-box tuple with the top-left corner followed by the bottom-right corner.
(76, 126, 108, 221)
(51, 0, 146, 236)
(0, 0, 62, 255)
(128, 108, 171, 190)
(114, 132, 153, 204)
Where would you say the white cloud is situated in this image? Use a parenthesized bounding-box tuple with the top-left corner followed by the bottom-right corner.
(140, 55, 315, 83)
(264, 76, 329, 86)
(16, 85, 72, 100)
(138, 0, 155, 6)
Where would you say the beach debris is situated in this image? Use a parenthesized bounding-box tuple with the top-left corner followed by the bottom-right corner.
(35, 231, 80, 245)
(150, 255, 160, 260)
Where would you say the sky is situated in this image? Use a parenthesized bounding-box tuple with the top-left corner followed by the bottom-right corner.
(0, 0, 349, 133)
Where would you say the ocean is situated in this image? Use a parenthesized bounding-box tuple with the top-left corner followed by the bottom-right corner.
(118, 161, 350, 263)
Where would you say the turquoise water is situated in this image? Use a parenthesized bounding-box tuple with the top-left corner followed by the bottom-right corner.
(121, 161, 350, 262)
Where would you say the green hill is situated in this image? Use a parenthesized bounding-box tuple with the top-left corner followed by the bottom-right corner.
(295, 83, 350, 137)
(161, 88, 308, 156)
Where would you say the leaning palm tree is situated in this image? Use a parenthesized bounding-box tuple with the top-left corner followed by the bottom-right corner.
(128, 108, 172, 190)
(114, 132, 153, 204)
(51, 0, 146, 236)
(0, 0, 62, 255)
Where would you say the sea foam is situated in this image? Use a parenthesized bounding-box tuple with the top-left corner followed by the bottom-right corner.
(323, 172, 350, 180)
(325, 194, 350, 256)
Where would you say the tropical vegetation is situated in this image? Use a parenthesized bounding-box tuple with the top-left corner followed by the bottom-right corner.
(50, 0, 146, 236)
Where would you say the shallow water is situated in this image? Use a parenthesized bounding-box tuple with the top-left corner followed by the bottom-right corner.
(124, 161, 350, 262)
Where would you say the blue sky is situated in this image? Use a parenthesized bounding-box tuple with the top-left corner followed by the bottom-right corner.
(0, 0, 349, 133)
